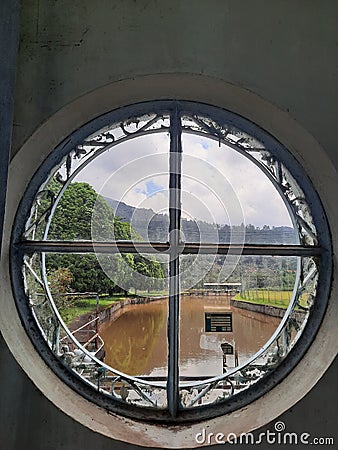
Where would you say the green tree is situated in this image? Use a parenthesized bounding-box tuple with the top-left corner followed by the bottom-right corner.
(45, 181, 164, 294)
(48, 267, 75, 312)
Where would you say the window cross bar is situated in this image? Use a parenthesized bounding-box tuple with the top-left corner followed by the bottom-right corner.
(18, 241, 323, 257)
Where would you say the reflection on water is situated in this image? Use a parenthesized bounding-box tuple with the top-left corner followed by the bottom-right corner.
(179, 295, 281, 377)
(100, 301, 167, 375)
(100, 295, 281, 377)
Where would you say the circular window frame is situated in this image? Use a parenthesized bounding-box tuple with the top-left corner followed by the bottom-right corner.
(1, 75, 336, 445)
(10, 100, 332, 423)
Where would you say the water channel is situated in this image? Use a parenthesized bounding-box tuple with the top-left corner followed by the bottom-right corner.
(99, 295, 281, 378)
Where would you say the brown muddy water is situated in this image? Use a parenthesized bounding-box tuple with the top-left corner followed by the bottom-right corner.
(99, 295, 281, 377)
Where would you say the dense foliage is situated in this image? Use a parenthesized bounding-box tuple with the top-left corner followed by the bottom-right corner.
(46, 182, 164, 295)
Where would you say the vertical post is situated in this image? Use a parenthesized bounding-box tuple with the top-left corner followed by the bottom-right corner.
(95, 294, 99, 350)
(222, 353, 227, 373)
(55, 323, 60, 355)
(167, 106, 182, 417)
(0, 0, 20, 257)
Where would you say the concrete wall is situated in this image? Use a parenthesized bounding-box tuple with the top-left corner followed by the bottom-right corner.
(230, 299, 306, 321)
(13, 0, 338, 169)
(1, 1, 337, 448)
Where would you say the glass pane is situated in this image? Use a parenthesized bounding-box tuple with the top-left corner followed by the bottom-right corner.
(176, 255, 321, 409)
(178, 255, 298, 380)
(178, 258, 318, 410)
(24, 251, 169, 408)
(181, 133, 297, 244)
(25, 133, 170, 242)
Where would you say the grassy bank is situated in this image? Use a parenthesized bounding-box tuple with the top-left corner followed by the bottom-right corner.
(62, 291, 168, 325)
(128, 291, 169, 297)
(62, 295, 127, 325)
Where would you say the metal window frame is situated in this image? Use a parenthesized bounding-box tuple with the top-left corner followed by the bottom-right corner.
(10, 101, 332, 423)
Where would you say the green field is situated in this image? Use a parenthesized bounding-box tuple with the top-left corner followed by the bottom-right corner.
(234, 290, 292, 308)
(234, 290, 309, 309)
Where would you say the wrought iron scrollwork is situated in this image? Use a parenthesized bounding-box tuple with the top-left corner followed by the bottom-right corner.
(23, 113, 170, 242)
(24, 189, 56, 239)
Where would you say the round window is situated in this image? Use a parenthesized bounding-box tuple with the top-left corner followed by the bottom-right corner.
(11, 101, 332, 423)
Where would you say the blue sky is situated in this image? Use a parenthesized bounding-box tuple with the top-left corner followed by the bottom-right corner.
(136, 180, 164, 198)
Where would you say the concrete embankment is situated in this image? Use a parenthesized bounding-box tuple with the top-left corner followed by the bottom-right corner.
(98, 295, 166, 330)
(230, 299, 306, 321)
(97, 296, 307, 332)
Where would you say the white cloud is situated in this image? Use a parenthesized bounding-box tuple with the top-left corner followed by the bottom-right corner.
(75, 132, 293, 227)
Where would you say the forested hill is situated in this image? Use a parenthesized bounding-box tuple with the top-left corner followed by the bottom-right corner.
(104, 197, 297, 244)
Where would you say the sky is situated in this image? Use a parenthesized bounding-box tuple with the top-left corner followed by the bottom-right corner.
(75, 132, 293, 228)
